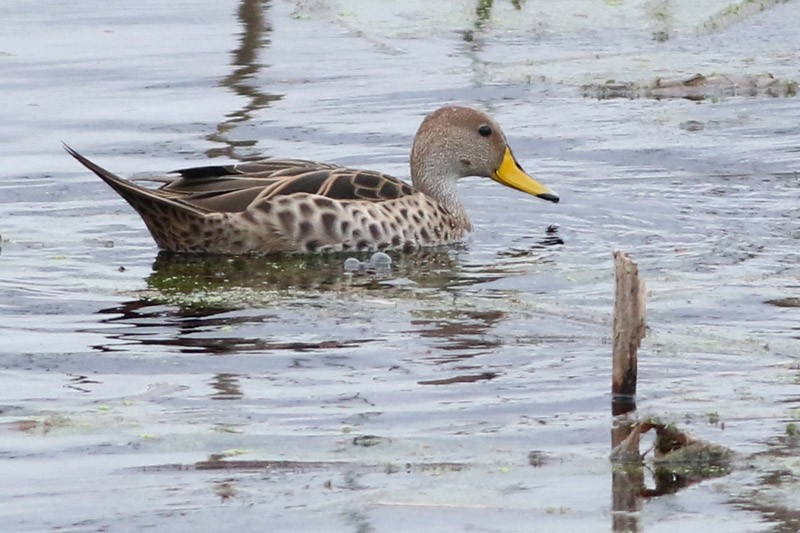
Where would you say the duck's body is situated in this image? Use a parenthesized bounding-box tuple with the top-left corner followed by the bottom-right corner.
(65, 106, 558, 255)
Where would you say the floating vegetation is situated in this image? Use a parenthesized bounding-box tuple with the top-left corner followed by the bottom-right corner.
(584, 73, 799, 100)
(352, 435, 385, 447)
(611, 417, 734, 496)
(700, 0, 791, 35)
(765, 297, 800, 308)
(131, 250, 455, 310)
(646, 0, 673, 42)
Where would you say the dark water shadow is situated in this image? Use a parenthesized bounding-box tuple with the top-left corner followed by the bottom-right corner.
(206, 0, 283, 160)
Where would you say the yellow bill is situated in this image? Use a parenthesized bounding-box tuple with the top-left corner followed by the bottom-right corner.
(492, 147, 559, 203)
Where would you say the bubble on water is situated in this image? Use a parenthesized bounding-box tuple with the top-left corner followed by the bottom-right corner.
(343, 257, 362, 272)
(369, 252, 392, 269)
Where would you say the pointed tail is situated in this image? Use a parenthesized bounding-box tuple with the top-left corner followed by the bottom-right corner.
(62, 143, 206, 217)
(63, 144, 212, 251)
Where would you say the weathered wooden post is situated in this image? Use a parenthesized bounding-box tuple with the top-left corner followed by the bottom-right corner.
(611, 250, 646, 416)
(611, 250, 646, 532)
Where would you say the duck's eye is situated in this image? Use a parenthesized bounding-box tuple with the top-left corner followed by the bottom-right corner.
(478, 125, 492, 137)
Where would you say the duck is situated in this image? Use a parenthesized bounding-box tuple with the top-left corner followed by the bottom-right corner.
(64, 106, 558, 255)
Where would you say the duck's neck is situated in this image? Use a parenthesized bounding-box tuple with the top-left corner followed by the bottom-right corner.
(414, 170, 471, 229)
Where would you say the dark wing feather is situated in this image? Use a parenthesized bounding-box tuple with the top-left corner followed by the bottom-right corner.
(163, 159, 332, 193)
(158, 159, 415, 213)
(178, 187, 267, 213)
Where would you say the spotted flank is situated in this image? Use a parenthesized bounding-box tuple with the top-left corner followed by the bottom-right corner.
(64, 106, 558, 255)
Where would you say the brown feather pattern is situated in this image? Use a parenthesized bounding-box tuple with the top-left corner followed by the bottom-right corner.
(64, 149, 462, 254)
(64, 106, 559, 255)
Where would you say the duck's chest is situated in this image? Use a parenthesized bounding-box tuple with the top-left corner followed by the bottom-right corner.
(337, 195, 469, 252)
(225, 193, 470, 254)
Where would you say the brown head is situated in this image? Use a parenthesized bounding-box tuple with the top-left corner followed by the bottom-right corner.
(409, 106, 559, 216)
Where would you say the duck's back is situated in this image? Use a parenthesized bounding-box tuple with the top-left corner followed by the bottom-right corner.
(162, 159, 416, 213)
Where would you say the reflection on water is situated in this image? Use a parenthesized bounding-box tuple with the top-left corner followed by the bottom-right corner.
(207, 0, 283, 160)
(210, 373, 243, 400)
(138, 241, 563, 308)
(411, 309, 506, 357)
(143, 249, 467, 302)
(94, 296, 377, 355)
(90, 250, 482, 355)
(474, 0, 523, 32)
(87, 245, 557, 367)
(410, 307, 507, 385)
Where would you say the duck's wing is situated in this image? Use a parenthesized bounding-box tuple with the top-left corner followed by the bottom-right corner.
(160, 159, 416, 213)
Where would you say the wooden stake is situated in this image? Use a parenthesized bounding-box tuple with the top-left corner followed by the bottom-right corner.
(612, 250, 646, 415)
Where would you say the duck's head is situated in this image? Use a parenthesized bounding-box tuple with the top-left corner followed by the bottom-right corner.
(410, 106, 559, 205)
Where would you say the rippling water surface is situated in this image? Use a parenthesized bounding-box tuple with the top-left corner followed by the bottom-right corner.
(1, 1, 799, 531)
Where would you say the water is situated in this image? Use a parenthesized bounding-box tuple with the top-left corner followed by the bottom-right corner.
(1, 1, 799, 531)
